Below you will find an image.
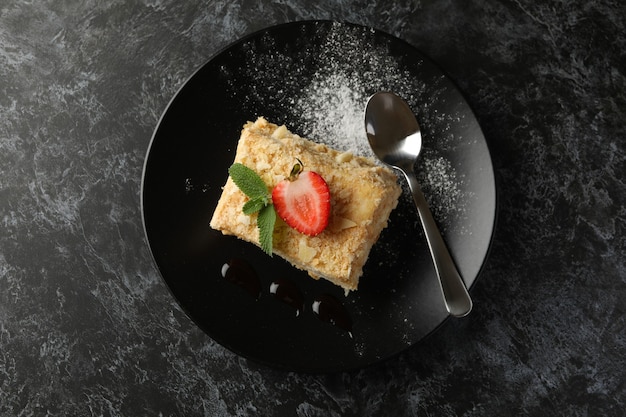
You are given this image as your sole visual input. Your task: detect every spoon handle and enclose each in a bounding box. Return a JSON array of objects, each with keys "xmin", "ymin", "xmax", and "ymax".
[{"xmin": 403, "ymin": 170, "xmax": 473, "ymax": 317}]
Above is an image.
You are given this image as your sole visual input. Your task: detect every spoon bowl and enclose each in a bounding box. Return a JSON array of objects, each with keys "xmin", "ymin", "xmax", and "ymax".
[
  {"xmin": 365, "ymin": 92, "xmax": 473, "ymax": 317},
  {"xmin": 365, "ymin": 92, "xmax": 423, "ymax": 171}
]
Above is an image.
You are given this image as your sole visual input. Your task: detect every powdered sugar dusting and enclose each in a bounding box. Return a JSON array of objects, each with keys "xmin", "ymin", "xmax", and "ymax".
[
  {"xmin": 417, "ymin": 155, "xmax": 466, "ymax": 226},
  {"xmin": 290, "ymin": 22, "xmax": 422, "ymax": 158},
  {"xmin": 226, "ymin": 21, "xmax": 472, "ymax": 231},
  {"xmin": 294, "ymin": 72, "xmax": 370, "ymax": 157}
]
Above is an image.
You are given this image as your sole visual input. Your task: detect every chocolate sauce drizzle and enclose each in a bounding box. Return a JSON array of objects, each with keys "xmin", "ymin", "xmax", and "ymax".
[
  {"xmin": 220, "ymin": 258, "xmax": 261, "ymax": 299},
  {"xmin": 220, "ymin": 259, "xmax": 353, "ymax": 336},
  {"xmin": 312, "ymin": 294, "xmax": 353, "ymax": 337},
  {"xmin": 269, "ymin": 278, "xmax": 305, "ymax": 316}
]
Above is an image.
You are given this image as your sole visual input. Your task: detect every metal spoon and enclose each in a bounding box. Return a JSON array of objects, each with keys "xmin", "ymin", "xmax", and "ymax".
[{"xmin": 365, "ymin": 92, "xmax": 472, "ymax": 317}]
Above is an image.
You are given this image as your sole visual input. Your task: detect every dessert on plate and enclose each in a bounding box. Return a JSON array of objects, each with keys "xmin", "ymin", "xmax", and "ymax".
[{"xmin": 210, "ymin": 117, "xmax": 401, "ymax": 293}]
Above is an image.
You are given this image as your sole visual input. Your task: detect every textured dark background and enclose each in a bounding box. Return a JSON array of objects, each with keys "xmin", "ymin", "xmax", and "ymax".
[{"xmin": 1, "ymin": 1, "xmax": 624, "ymax": 416}]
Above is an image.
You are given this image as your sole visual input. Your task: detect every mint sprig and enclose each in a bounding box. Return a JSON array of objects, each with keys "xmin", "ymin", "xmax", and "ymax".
[{"xmin": 228, "ymin": 163, "xmax": 275, "ymax": 256}]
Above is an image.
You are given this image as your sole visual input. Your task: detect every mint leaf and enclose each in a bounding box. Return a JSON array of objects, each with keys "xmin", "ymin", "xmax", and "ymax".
[
  {"xmin": 228, "ymin": 163, "xmax": 269, "ymax": 198},
  {"xmin": 257, "ymin": 204, "xmax": 276, "ymax": 256},
  {"xmin": 242, "ymin": 196, "xmax": 267, "ymax": 215}
]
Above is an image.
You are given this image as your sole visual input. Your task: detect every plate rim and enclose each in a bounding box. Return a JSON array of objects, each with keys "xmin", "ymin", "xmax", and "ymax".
[{"xmin": 140, "ymin": 19, "xmax": 498, "ymax": 373}]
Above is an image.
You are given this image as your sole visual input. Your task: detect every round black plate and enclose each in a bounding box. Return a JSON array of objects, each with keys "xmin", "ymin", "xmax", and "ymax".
[{"xmin": 141, "ymin": 21, "xmax": 496, "ymax": 373}]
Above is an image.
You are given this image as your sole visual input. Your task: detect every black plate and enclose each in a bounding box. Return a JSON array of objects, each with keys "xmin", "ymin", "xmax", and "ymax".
[{"xmin": 141, "ymin": 21, "xmax": 496, "ymax": 373}]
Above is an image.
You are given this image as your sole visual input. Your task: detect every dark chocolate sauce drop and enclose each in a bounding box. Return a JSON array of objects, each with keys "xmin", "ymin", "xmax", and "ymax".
[
  {"xmin": 221, "ymin": 258, "xmax": 261, "ymax": 299},
  {"xmin": 312, "ymin": 294, "xmax": 353, "ymax": 337},
  {"xmin": 269, "ymin": 278, "xmax": 305, "ymax": 316}
]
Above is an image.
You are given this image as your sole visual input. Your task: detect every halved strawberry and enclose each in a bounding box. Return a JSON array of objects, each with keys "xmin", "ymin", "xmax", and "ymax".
[{"xmin": 272, "ymin": 162, "xmax": 331, "ymax": 236}]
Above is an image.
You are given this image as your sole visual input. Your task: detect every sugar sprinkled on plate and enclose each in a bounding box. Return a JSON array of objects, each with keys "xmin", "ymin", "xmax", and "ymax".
[
  {"xmin": 226, "ymin": 21, "xmax": 470, "ymax": 231},
  {"xmin": 294, "ymin": 72, "xmax": 370, "ymax": 157}
]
